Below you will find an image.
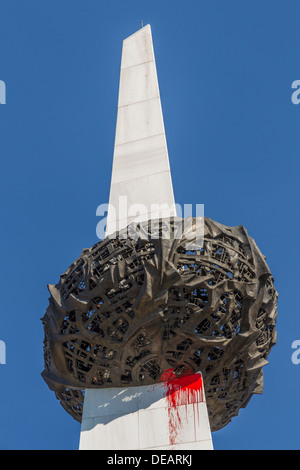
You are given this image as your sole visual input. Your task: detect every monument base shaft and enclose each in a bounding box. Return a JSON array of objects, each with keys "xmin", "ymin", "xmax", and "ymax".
[{"xmin": 79, "ymin": 372, "xmax": 213, "ymax": 450}]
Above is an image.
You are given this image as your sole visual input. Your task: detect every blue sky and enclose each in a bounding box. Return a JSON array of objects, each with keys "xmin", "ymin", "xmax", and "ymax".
[{"xmin": 0, "ymin": 0, "xmax": 299, "ymax": 450}]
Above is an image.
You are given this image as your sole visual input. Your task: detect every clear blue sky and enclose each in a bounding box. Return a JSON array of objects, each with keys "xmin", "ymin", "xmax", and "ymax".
[{"xmin": 0, "ymin": 0, "xmax": 299, "ymax": 450}]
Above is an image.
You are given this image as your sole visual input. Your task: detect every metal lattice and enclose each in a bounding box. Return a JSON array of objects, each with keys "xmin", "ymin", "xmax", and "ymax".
[{"xmin": 41, "ymin": 217, "xmax": 277, "ymax": 431}]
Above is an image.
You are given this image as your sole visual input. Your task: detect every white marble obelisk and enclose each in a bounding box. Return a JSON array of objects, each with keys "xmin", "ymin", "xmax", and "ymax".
[
  {"xmin": 105, "ymin": 24, "xmax": 176, "ymax": 236},
  {"xmin": 79, "ymin": 25, "xmax": 213, "ymax": 450}
]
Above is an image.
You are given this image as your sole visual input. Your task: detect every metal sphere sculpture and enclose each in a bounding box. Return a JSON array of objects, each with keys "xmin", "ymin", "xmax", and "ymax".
[{"xmin": 41, "ymin": 217, "xmax": 277, "ymax": 431}]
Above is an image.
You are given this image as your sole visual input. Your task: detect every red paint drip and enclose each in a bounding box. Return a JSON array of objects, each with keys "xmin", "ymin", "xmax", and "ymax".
[{"xmin": 160, "ymin": 369, "xmax": 204, "ymax": 446}]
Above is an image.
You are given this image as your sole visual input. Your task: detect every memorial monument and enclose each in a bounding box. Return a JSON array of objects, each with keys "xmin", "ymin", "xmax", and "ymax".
[{"xmin": 41, "ymin": 25, "xmax": 278, "ymax": 450}]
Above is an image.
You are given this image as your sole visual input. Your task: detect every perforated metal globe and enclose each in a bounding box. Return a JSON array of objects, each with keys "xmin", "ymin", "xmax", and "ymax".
[{"xmin": 41, "ymin": 217, "xmax": 277, "ymax": 431}]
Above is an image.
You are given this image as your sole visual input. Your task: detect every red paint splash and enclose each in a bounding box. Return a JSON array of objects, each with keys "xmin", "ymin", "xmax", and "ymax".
[{"xmin": 160, "ymin": 369, "xmax": 204, "ymax": 446}]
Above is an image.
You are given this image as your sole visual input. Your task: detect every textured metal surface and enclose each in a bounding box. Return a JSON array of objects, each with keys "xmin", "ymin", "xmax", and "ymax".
[{"xmin": 41, "ymin": 217, "xmax": 277, "ymax": 431}]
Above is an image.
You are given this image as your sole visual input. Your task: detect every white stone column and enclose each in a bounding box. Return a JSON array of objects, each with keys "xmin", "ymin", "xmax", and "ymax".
[
  {"xmin": 80, "ymin": 24, "xmax": 213, "ymax": 450},
  {"xmin": 106, "ymin": 24, "xmax": 176, "ymax": 236},
  {"xmin": 79, "ymin": 373, "xmax": 213, "ymax": 450}
]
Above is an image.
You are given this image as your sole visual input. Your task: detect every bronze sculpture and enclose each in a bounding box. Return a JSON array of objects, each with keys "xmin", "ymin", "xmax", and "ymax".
[{"xmin": 42, "ymin": 217, "xmax": 277, "ymax": 431}]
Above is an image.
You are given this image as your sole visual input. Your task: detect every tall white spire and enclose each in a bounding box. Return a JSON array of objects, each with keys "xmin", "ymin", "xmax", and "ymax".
[
  {"xmin": 80, "ymin": 26, "xmax": 213, "ymax": 451},
  {"xmin": 106, "ymin": 24, "xmax": 176, "ymax": 236}
]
